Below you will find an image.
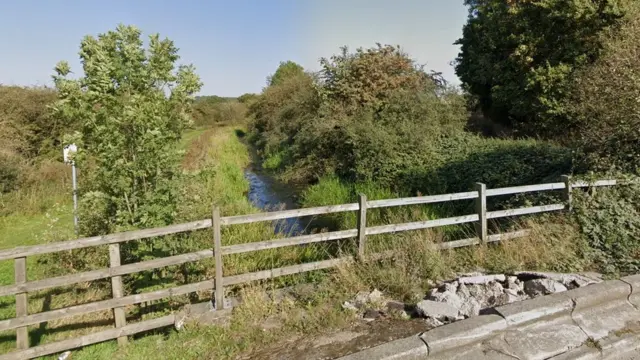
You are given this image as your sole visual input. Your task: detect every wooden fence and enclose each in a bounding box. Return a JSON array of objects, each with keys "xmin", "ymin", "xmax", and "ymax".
[{"xmin": 0, "ymin": 177, "xmax": 618, "ymax": 359}]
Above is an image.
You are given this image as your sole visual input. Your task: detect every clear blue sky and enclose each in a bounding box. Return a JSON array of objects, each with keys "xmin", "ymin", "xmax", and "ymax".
[{"xmin": 0, "ymin": 1, "xmax": 468, "ymax": 96}]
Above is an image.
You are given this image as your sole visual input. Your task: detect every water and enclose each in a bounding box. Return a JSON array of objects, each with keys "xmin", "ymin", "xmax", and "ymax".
[{"xmin": 244, "ymin": 168, "xmax": 305, "ymax": 235}]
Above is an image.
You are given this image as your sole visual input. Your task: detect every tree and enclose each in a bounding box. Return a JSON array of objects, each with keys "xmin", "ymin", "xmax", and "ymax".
[
  {"xmin": 455, "ymin": 0, "xmax": 629, "ymax": 137},
  {"xmin": 567, "ymin": 3, "xmax": 640, "ymax": 174},
  {"xmin": 318, "ymin": 44, "xmax": 444, "ymax": 116},
  {"xmin": 51, "ymin": 24, "xmax": 202, "ymax": 234},
  {"xmin": 266, "ymin": 61, "xmax": 304, "ymax": 87}
]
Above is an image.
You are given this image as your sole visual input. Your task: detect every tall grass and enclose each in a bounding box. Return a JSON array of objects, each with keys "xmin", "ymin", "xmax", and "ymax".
[{"xmin": 0, "ymin": 126, "xmax": 595, "ymax": 359}]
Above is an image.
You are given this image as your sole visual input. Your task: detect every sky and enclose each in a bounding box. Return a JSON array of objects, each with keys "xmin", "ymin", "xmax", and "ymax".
[{"xmin": 0, "ymin": 1, "xmax": 469, "ymax": 97}]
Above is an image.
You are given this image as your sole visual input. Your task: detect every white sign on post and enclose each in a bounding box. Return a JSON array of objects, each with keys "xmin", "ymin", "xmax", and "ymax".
[
  {"xmin": 63, "ymin": 144, "xmax": 77, "ymax": 164},
  {"xmin": 63, "ymin": 143, "xmax": 79, "ymax": 234}
]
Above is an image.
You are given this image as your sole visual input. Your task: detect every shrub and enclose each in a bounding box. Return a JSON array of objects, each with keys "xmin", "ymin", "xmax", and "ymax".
[
  {"xmin": 0, "ymin": 85, "xmax": 59, "ymax": 159},
  {"xmin": 566, "ymin": 3, "xmax": 640, "ymax": 174},
  {"xmin": 573, "ymin": 179, "xmax": 640, "ymax": 275},
  {"xmin": 192, "ymin": 98, "xmax": 248, "ymax": 127},
  {"xmin": 455, "ymin": 0, "xmax": 632, "ymax": 137},
  {"xmin": 318, "ymin": 44, "xmax": 445, "ymax": 116},
  {"xmin": 0, "ymin": 152, "xmax": 24, "ymax": 193},
  {"xmin": 267, "ymin": 61, "xmax": 305, "ymax": 87}
]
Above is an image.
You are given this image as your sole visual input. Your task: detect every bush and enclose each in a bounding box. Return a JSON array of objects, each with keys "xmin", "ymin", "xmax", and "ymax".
[
  {"xmin": 248, "ymin": 71, "xmax": 320, "ymax": 159},
  {"xmin": 250, "ymin": 44, "xmax": 573, "ymax": 201},
  {"xmin": 566, "ymin": 3, "xmax": 640, "ymax": 174},
  {"xmin": 0, "ymin": 85, "xmax": 59, "ymax": 159},
  {"xmin": 192, "ymin": 98, "xmax": 248, "ymax": 127},
  {"xmin": 573, "ymin": 179, "xmax": 640, "ymax": 275},
  {"xmin": 0, "ymin": 152, "xmax": 24, "ymax": 193},
  {"xmin": 455, "ymin": 0, "xmax": 631, "ymax": 137}
]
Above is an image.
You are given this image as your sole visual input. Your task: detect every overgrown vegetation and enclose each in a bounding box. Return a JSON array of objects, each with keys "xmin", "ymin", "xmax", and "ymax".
[
  {"xmin": 455, "ymin": 0, "xmax": 633, "ymax": 137},
  {"xmin": 192, "ymin": 96, "xmax": 250, "ymax": 127},
  {"xmin": 3, "ymin": 3, "xmax": 640, "ymax": 357},
  {"xmin": 248, "ymin": 45, "xmax": 572, "ymax": 198}
]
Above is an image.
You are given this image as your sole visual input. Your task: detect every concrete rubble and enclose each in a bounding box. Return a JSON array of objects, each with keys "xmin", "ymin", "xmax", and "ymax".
[
  {"xmin": 338, "ymin": 274, "xmax": 640, "ymax": 360},
  {"xmin": 343, "ymin": 271, "xmax": 604, "ymax": 329}
]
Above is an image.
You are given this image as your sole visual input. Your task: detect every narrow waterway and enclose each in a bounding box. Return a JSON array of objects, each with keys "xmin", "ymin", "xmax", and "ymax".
[{"xmin": 243, "ymin": 142, "xmax": 307, "ymax": 235}]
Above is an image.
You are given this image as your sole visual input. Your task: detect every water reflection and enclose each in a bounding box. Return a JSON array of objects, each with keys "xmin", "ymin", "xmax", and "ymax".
[{"xmin": 244, "ymin": 169, "xmax": 304, "ymax": 235}]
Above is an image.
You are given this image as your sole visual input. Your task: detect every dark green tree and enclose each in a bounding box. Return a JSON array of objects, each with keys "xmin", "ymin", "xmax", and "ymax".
[
  {"xmin": 267, "ymin": 61, "xmax": 304, "ymax": 87},
  {"xmin": 455, "ymin": 0, "xmax": 629, "ymax": 136}
]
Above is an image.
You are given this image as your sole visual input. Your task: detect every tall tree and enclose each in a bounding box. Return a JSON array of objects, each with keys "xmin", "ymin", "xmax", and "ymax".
[
  {"xmin": 267, "ymin": 61, "xmax": 304, "ymax": 87},
  {"xmin": 455, "ymin": 0, "xmax": 629, "ymax": 136},
  {"xmin": 51, "ymin": 24, "xmax": 202, "ymax": 233}
]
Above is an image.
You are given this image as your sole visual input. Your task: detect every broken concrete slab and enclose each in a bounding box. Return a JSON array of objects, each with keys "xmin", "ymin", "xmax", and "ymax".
[
  {"xmin": 415, "ymin": 300, "xmax": 459, "ymax": 321},
  {"xmin": 599, "ymin": 331, "xmax": 640, "ymax": 360},
  {"xmin": 419, "ymin": 314, "xmax": 507, "ymax": 355},
  {"xmin": 572, "ymin": 299, "xmax": 640, "ymax": 341},
  {"xmin": 494, "ymin": 291, "xmax": 573, "ymax": 326},
  {"xmin": 457, "ymin": 274, "xmax": 506, "ymax": 285},
  {"xmin": 547, "ymin": 345, "xmax": 601, "ymax": 360},
  {"xmin": 426, "ymin": 341, "xmax": 517, "ymax": 360},
  {"xmin": 335, "ymin": 335, "xmax": 428, "ymax": 360},
  {"xmin": 504, "ymin": 315, "xmax": 589, "ymax": 360},
  {"xmin": 621, "ymin": 274, "xmax": 640, "ymax": 309},
  {"xmin": 514, "ymin": 271, "xmax": 603, "ymax": 289},
  {"xmin": 524, "ymin": 278, "xmax": 568, "ymax": 297},
  {"xmin": 569, "ymin": 280, "xmax": 631, "ymax": 309},
  {"xmin": 567, "ymin": 280, "xmax": 638, "ymax": 340}
]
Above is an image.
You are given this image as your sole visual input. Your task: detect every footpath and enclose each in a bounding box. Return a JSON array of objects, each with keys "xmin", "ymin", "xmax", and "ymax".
[{"xmin": 339, "ymin": 274, "xmax": 640, "ymax": 360}]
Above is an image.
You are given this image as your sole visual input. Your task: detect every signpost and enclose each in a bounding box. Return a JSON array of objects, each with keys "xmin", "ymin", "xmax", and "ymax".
[{"xmin": 63, "ymin": 144, "xmax": 78, "ymax": 234}]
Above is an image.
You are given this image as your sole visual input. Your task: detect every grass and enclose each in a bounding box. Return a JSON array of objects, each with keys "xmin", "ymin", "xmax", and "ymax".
[{"xmin": 0, "ymin": 125, "xmax": 597, "ymax": 359}]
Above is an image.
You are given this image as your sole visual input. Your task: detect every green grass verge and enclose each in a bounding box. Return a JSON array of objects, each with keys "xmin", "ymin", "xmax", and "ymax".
[{"xmin": 0, "ymin": 126, "xmax": 595, "ymax": 359}]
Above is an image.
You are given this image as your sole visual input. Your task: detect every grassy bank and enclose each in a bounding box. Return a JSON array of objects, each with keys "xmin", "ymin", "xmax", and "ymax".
[{"xmin": 0, "ymin": 126, "xmax": 597, "ymax": 359}]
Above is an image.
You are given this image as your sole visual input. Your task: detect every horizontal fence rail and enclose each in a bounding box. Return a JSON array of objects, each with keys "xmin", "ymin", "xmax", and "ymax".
[{"xmin": 0, "ymin": 176, "xmax": 619, "ymax": 359}]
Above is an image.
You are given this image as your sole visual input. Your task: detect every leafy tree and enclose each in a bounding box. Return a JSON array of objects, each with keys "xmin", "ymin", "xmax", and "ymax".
[
  {"xmin": 567, "ymin": 3, "xmax": 640, "ymax": 174},
  {"xmin": 455, "ymin": 0, "xmax": 630, "ymax": 136},
  {"xmin": 51, "ymin": 24, "xmax": 202, "ymax": 234},
  {"xmin": 266, "ymin": 61, "xmax": 304, "ymax": 87},
  {"xmin": 318, "ymin": 44, "xmax": 444, "ymax": 116},
  {"xmin": 237, "ymin": 92, "xmax": 259, "ymax": 105}
]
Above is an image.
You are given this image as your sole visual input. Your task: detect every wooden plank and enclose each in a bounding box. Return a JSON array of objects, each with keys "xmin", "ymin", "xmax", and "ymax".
[
  {"xmin": 438, "ymin": 237, "xmax": 480, "ymax": 249},
  {"xmin": 220, "ymin": 203, "xmax": 359, "ymax": 225},
  {"xmin": 222, "ymin": 230, "xmax": 358, "ymax": 255},
  {"xmin": 571, "ymin": 179, "xmax": 617, "ymax": 188},
  {"xmin": 488, "ymin": 230, "xmax": 531, "ymax": 242},
  {"xmin": 357, "ymin": 194, "xmax": 367, "ymax": 261},
  {"xmin": 486, "ymin": 182, "xmax": 565, "ymax": 197},
  {"xmin": 0, "ymin": 219, "xmax": 212, "ymax": 261},
  {"xmin": 365, "ymin": 214, "xmax": 479, "ymax": 236},
  {"xmin": 213, "ymin": 207, "xmax": 224, "ymax": 310},
  {"xmin": 437, "ymin": 230, "xmax": 532, "ymax": 250},
  {"xmin": 0, "ymin": 249, "xmax": 213, "ymax": 297},
  {"xmin": 366, "ymin": 191, "xmax": 478, "ymax": 209},
  {"xmin": 0, "ymin": 279, "xmax": 215, "ymax": 332},
  {"xmin": 561, "ymin": 175, "xmax": 572, "ymax": 211},
  {"xmin": 109, "ymin": 244, "xmax": 127, "ymax": 346},
  {"xmin": 486, "ymin": 204, "xmax": 565, "ymax": 219},
  {"xmin": 223, "ymin": 256, "xmax": 353, "ymax": 286},
  {"xmin": 0, "ymin": 315, "xmax": 176, "ymax": 360},
  {"xmin": 14, "ymin": 257, "xmax": 28, "ymax": 350},
  {"xmin": 475, "ymin": 183, "xmax": 487, "ymax": 243}
]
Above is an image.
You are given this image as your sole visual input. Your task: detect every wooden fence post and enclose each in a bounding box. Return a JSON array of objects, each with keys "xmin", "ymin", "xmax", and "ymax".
[
  {"xmin": 109, "ymin": 244, "xmax": 127, "ymax": 346},
  {"xmin": 474, "ymin": 183, "xmax": 487, "ymax": 244},
  {"xmin": 357, "ymin": 194, "xmax": 367, "ymax": 261},
  {"xmin": 561, "ymin": 175, "xmax": 572, "ymax": 212},
  {"xmin": 15, "ymin": 257, "xmax": 28, "ymax": 350},
  {"xmin": 212, "ymin": 206, "xmax": 225, "ymax": 310}
]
